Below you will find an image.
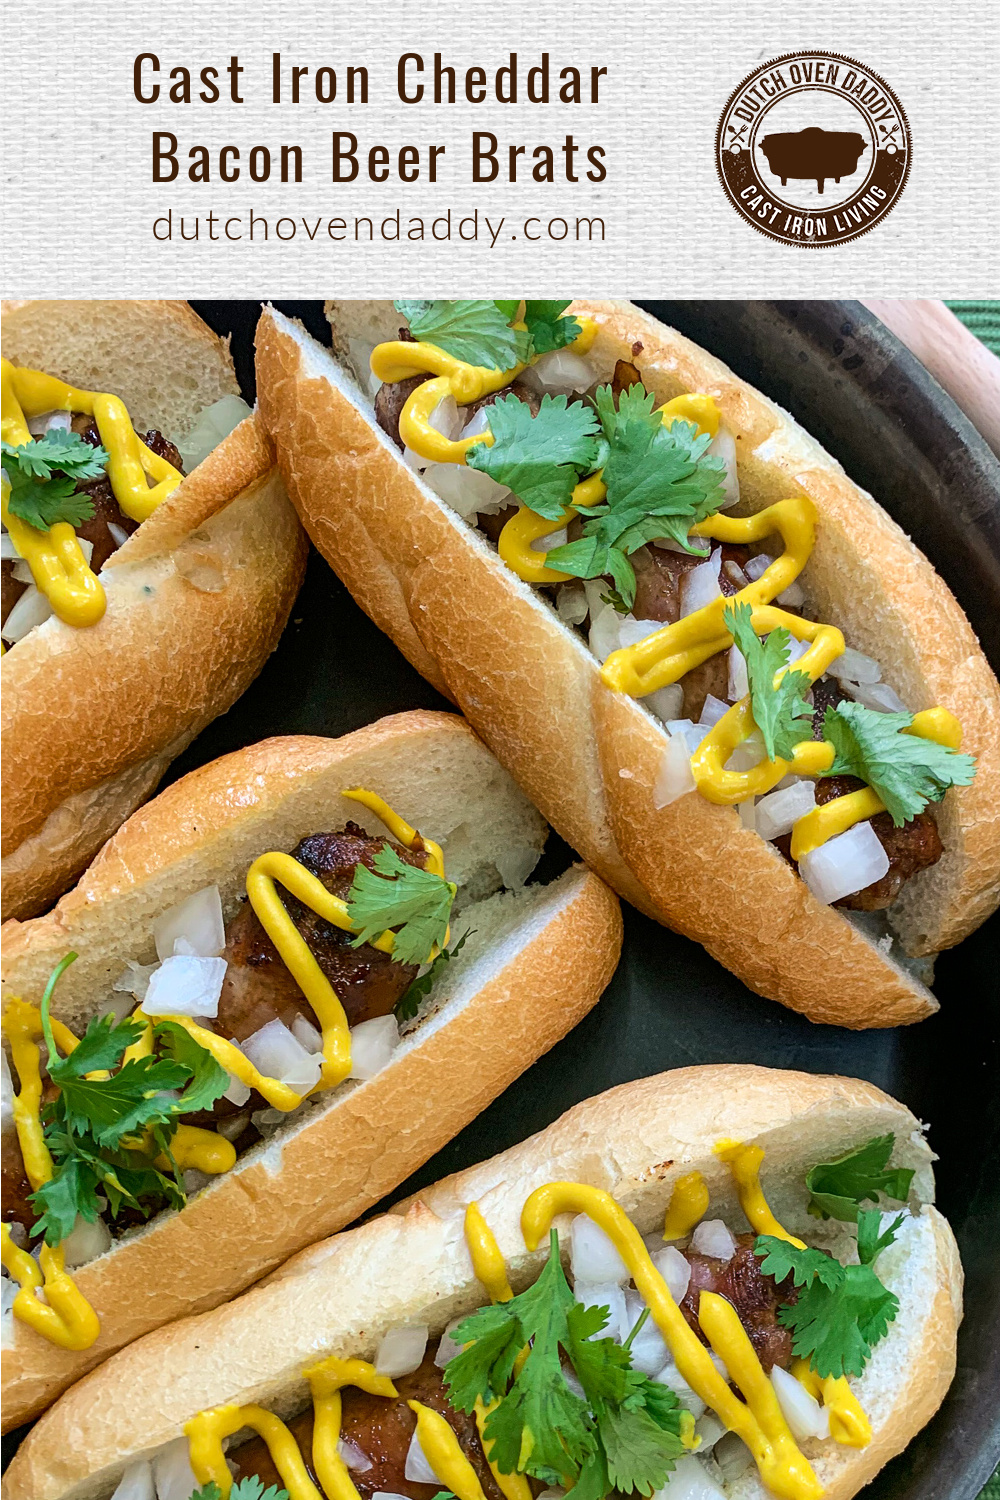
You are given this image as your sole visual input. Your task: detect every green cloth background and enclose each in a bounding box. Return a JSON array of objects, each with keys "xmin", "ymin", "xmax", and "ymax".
[
  {"xmin": 947, "ymin": 300, "xmax": 1000, "ymax": 357},
  {"xmin": 951, "ymin": 297, "xmax": 1000, "ymax": 1500}
]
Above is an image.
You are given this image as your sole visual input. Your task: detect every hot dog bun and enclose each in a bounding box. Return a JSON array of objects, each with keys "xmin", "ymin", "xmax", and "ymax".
[
  {"xmin": 252, "ymin": 299, "xmax": 1000, "ymax": 1031},
  {"xmin": 0, "ymin": 711, "xmax": 622, "ymax": 1428},
  {"xmin": 1, "ymin": 299, "xmax": 308, "ymax": 921},
  {"xmin": 4, "ymin": 1064, "xmax": 961, "ymax": 1500}
]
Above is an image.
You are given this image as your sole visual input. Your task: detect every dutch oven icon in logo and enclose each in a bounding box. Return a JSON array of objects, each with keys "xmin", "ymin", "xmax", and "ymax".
[
  {"xmin": 757, "ymin": 126, "xmax": 867, "ymax": 194},
  {"xmin": 716, "ymin": 53, "xmax": 911, "ymax": 246}
]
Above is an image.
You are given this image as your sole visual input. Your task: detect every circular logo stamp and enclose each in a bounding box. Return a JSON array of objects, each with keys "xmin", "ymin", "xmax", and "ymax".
[{"xmin": 716, "ymin": 52, "xmax": 910, "ymax": 247}]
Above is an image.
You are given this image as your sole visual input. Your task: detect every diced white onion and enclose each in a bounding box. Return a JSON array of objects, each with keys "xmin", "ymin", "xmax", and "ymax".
[
  {"xmin": 107, "ymin": 522, "xmax": 130, "ymax": 549},
  {"xmin": 251, "ymin": 1107, "xmax": 284, "ymax": 1135},
  {"xmin": 828, "ymin": 647, "xmax": 881, "ymax": 686},
  {"xmin": 654, "ymin": 736, "xmax": 697, "ymax": 808},
  {"xmin": 1, "ymin": 583, "xmax": 53, "ymax": 643},
  {"xmin": 771, "ymin": 1365, "xmax": 831, "ymax": 1441},
  {"xmin": 111, "ymin": 1461, "xmax": 156, "ymax": 1500},
  {"xmin": 215, "ymin": 1110, "xmax": 249, "ymax": 1142},
  {"xmin": 556, "ymin": 582, "xmax": 589, "ymax": 626},
  {"xmin": 708, "ymin": 426, "xmax": 740, "ymax": 509},
  {"xmin": 657, "ymin": 1454, "xmax": 726, "ymax": 1497},
  {"xmin": 376, "ymin": 1323, "xmax": 428, "ymax": 1378},
  {"xmin": 738, "ymin": 799, "xmax": 756, "ymax": 831},
  {"xmin": 291, "ymin": 1013, "xmax": 324, "ymax": 1054},
  {"xmin": 349, "ymin": 1015, "xmax": 400, "ymax": 1081},
  {"xmin": 694, "ymin": 1414, "xmax": 727, "ymax": 1451},
  {"xmin": 590, "ymin": 609, "xmax": 662, "ymax": 665},
  {"xmin": 10, "ymin": 559, "xmax": 33, "ymax": 584},
  {"xmin": 777, "ymin": 580, "xmax": 806, "ymax": 608},
  {"xmin": 785, "ymin": 635, "xmax": 811, "ymax": 667},
  {"xmin": 655, "ymin": 1360, "xmax": 708, "ymax": 1417},
  {"xmin": 572, "ymin": 1282, "xmax": 629, "ymax": 1342},
  {"xmin": 645, "ymin": 683, "xmax": 685, "ymax": 723},
  {"xmin": 434, "ymin": 1318, "xmax": 465, "ymax": 1368},
  {"xmin": 726, "ymin": 731, "xmax": 766, "ymax": 771},
  {"xmin": 571, "ymin": 1213, "xmax": 631, "ymax": 1284},
  {"xmin": 496, "ymin": 844, "xmax": 541, "ymax": 890},
  {"xmin": 153, "ymin": 885, "xmax": 226, "ymax": 962},
  {"xmin": 113, "ymin": 960, "xmax": 159, "ymax": 1002},
  {"xmin": 373, "ymin": 1494, "xmax": 411, "ymax": 1500},
  {"xmin": 842, "ymin": 679, "xmax": 909, "ymax": 714},
  {"xmin": 755, "ymin": 781, "xmax": 817, "ymax": 841},
  {"xmin": 723, "ymin": 558, "xmax": 749, "ymax": 589},
  {"xmin": 61, "ymin": 1214, "xmax": 112, "ymax": 1268},
  {"xmin": 3, "ymin": 1275, "xmax": 20, "ymax": 1345},
  {"xmin": 800, "ymin": 820, "xmax": 889, "ymax": 904},
  {"xmin": 428, "ymin": 395, "xmax": 463, "ymax": 441},
  {"xmin": 520, "ymin": 349, "xmax": 595, "ymax": 395},
  {"xmin": 690, "ymin": 1219, "xmax": 737, "ymax": 1259},
  {"xmin": 28, "ymin": 410, "xmax": 74, "ymax": 435},
  {"xmin": 699, "ymin": 694, "xmax": 730, "ymax": 729},
  {"xmin": 402, "ymin": 445, "xmax": 428, "ymax": 473},
  {"xmin": 152, "ymin": 1437, "xmax": 200, "ymax": 1500},
  {"xmin": 727, "ymin": 645, "xmax": 749, "ymax": 702},
  {"xmin": 338, "ymin": 1437, "xmax": 373, "ymax": 1473},
  {"xmin": 713, "ymin": 1431, "xmax": 755, "ymax": 1483},
  {"xmin": 460, "ymin": 407, "xmax": 491, "ymax": 439},
  {"xmin": 142, "ymin": 955, "xmax": 227, "ymax": 1019},
  {"xmin": 405, "ymin": 1430, "xmax": 440, "ymax": 1486},
  {"xmin": 183, "ymin": 1168, "xmax": 212, "ymax": 1194},
  {"xmin": 223, "ymin": 1070, "xmax": 252, "ymax": 1107},
  {"xmin": 241, "ymin": 1018, "xmax": 323, "ymax": 1094},
  {"xmin": 422, "ymin": 461, "xmax": 510, "ymax": 519},
  {"xmin": 175, "ymin": 395, "xmax": 252, "ymax": 472},
  {"xmin": 624, "ymin": 1290, "xmax": 671, "ymax": 1374},
  {"xmin": 2, "ymin": 1051, "xmax": 14, "ymax": 1132},
  {"xmin": 679, "ymin": 551, "xmax": 722, "ymax": 617},
  {"xmin": 533, "ymin": 525, "xmax": 568, "ymax": 553},
  {"xmin": 1, "ymin": 532, "xmax": 20, "ymax": 560},
  {"xmin": 744, "ymin": 552, "xmax": 775, "ymax": 582},
  {"xmin": 651, "ymin": 1244, "xmax": 692, "ymax": 1303}
]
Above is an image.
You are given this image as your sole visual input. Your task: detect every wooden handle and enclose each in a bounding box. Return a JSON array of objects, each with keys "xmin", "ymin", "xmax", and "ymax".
[{"xmin": 862, "ymin": 300, "xmax": 1000, "ymax": 460}]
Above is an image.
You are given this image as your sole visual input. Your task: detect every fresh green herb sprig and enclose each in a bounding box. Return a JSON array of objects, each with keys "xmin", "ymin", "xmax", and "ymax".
[
  {"xmin": 346, "ymin": 845, "xmax": 457, "ymax": 967},
  {"xmin": 28, "ymin": 954, "xmax": 227, "ymax": 1246},
  {"xmin": 189, "ymin": 1480, "xmax": 288, "ymax": 1500},
  {"xmin": 465, "ymin": 393, "xmax": 602, "ymax": 519},
  {"xmin": 806, "ymin": 1134, "xmax": 914, "ymax": 1222},
  {"xmin": 393, "ymin": 299, "xmax": 582, "ymax": 371},
  {"xmin": 395, "ymin": 929, "xmax": 472, "ymax": 1022},
  {"xmin": 755, "ymin": 1209, "xmax": 903, "ymax": 1378},
  {"xmin": 724, "ymin": 600, "xmax": 813, "ymax": 760},
  {"xmin": 824, "ymin": 700, "xmax": 975, "ymax": 826},
  {"xmin": 2, "ymin": 429, "xmax": 106, "ymax": 531},
  {"xmin": 444, "ymin": 1230, "xmax": 687, "ymax": 1495}
]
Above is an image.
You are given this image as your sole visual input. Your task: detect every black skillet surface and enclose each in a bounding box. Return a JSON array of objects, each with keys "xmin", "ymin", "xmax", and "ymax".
[{"xmin": 4, "ymin": 304, "xmax": 998, "ymax": 1497}]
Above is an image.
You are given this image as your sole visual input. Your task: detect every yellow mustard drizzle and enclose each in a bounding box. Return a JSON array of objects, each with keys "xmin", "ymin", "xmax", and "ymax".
[
  {"xmin": 409, "ymin": 1400, "xmax": 490, "ymax": 1500},
  {"xmin": 662, "ymin": 1171, "xmax": 710, "ymax": 1240},
  {"xmin": 305, "ymin": 1356, "xmax": 399, "ymax": 1500},
  {"xmin": 0, "ymin": 1000, "xmax": 100, "ymax": 1350},
  {"xmin": 465, "ymin": 1202, "xmax": 514, "ymax": 1302},
  {"xmin": 715, "ymin": 1140, "xmax": 807, "ymax": 1248},
  {"xmin": 186, "ymin": 1403, "xmax": 325, "ymax": 1500},
  {"xmin": 1, "ymin": 359, "xmax": 183, "ymax": 628},
  {"xmin": 792, "ymin": 1359, "xmax": 872, "ymax": 1448},
  {"xmin": 521, "ymin": 1182, "xmax": 821, "ymax": 1500},
  {"xmin": 148, "ymin": 788, "xmax": 450, "ymax": 1111}
]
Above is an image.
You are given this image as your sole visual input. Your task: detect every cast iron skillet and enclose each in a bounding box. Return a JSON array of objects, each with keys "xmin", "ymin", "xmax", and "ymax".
[{"xmin": 4, "ymin": 303, "xmax": 998, "ymax": 1499}]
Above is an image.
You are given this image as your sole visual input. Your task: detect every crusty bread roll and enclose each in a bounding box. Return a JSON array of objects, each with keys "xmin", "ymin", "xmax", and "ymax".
[
  {"xmin": 1, "ymin": 300, "xmax": 308, "ymax": 920},
  {"xmin": 0, "ymin": 711, "xmax": 622, "ymax": 1428},
  {"xmin": 253, "ymin": 299, "xmax": 1000, "ymax": 1029},
  {"xmin": 3, "ymin": 1065, "xmax": 961, "ymax": 1500}
]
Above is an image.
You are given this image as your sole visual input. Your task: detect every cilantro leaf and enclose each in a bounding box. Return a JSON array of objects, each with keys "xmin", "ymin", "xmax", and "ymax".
[
  {"xmin": 394, "ymin": 300, "xmax": 527, "ymax": 371},
  {"xmin": 523, "ymin": 300, "xmax": 582, "ymax": 356},
  {"xmin": 189, "ymin": 1483, "xmax": 288, "ymax": 1500},
  {"xmin": 546, "ymin": 398, "xmax": 727, "ymax": 608},
  {"xmin": 154, "ymin": 1021, "xmax": 229, "ymax": 1114},
  {"xmin": 28, "ymin": 1154, "xmax": 102, "ymax": 1244},
  {"xmin": 43, "ymin": 1011, "xmax": 145, "ymax": 1081},
  {"xmin": 807, "ymin": 1135, "xmax": 914, "ymax": 1222},
  {"xmin": 51, "ymin": 1054, "xmax": 192, "ymax": 1149},
  {"xmin": 724, "ymin": 601, "xmax": 813, "ymax": 760},
  {"xmin": 2, "ymin": 431, "xmax": 105, "ymax": 532},
  {"xmin": 493, "ymin": 300, "xmax": 521, "ymax": 321},
  {"xmin": 824, "ymin": 700, "xmax": 976, "ymax": 826},
  {"xmin": 395, "ymin": 929, "xmax": 472, "ymax": 1022},
  {"xmin": 346, "ymin": 845, "xmax": 457, "ymax": 967},
  {"xmin": 756, "ymin": 1213, "xmax": 902, "ymax": 1379},
  {"xmin": 466, "ymin": 393, "xmax": 602, "ymax": 521},
  {"xmin": 30, "ymin": 1125, "xmax": 187, "ymax": 1245}
]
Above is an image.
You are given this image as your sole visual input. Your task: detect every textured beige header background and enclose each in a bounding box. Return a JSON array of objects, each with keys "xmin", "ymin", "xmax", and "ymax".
[{"xmin": 3, "ymin": 0, "xmax": 998, "ymax": 295}]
